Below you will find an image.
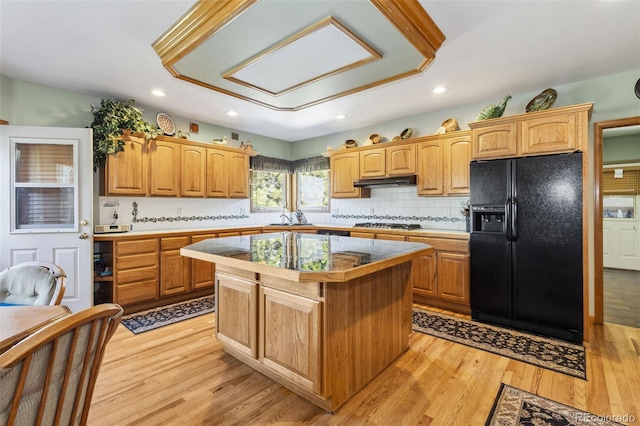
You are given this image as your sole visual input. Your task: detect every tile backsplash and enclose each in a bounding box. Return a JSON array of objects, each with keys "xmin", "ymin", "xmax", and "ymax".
[{"xmin": 97, "ymin": 187, "xmax": 468, "ymax": 232}]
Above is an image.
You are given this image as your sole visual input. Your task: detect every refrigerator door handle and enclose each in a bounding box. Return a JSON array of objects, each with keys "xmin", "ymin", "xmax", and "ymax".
[
  {"xmin": 505, "ymin": 197, "xmax": 512, "ymax": 241},
  {"xmin": 511, "ymin": 197, "xmax": 518, "ymax": 241}
]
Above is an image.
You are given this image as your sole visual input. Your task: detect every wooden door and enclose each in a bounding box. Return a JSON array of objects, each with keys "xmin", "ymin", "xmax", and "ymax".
[
  {"xmin": 104, "ymin": 132, "xmax": 149, "ymax": 195},
  {"xmin": 227, "ymin": 152, "xmax": 249, "ymax": 198},
  {"xmin": 206, "ymin": 149, "xmax": 227, "ymax": 197},
  {"xmin": 471, "ymin": 123, "xmax": 517, "ymax": 160},
  {"xmin": 191, "ymin": 234, "xmax": 217, "ymax": 289},
  {"xmin": 181, "ymin": 145, "xmax": 206, "ymax": 197},
  {"xmin": 260, "ymin": 286, "xmax": 321, "ymax": 394},
  {"xmin": 387, "ymin": 144, "xmax": 416, "ymax": 176},
  {"xmin": 160, "ymin": 236, "xmax": 190, "ymax": 296},
  {"xmin": 437, "ymin": 252, "xmax": 469, "ymax": 303},
  {"xmin": 331, "ymin": 152, "xmax": 365, "ymax": 198},
  {"xmin": 445, "ymin": 136, "xmax": 471, "ymax": 194},
  {"xmin": 149, "ymin": 139, "xmax": 180, "ymax": 196},
  {"xmin": 411, "ymin": 253, "xmax": 437, "ymax": 297},
  {"xmin": 216, "ymin": 272, "xmax": 258, "ymax": 358},
  {"xmin": 520, "ymin": 112, "xmax": 576, "ymax": 155},
  {"xmin": 417, "ymin": 140, "xmax": 444, "ymax": 195},
  {"xmin": 359, "ymin": 148, "xmax": 386, "ymax": 178}
]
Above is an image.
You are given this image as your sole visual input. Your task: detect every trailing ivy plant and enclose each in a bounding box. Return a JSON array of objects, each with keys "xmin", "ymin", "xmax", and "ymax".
[{"xmin": 90, "ymin": 99, "xmax": 161, "ymax": 171}]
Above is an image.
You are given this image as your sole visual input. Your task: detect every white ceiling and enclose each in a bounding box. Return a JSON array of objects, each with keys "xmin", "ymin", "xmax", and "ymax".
[{"xmin": 1, "ymin": 0, "xmax": 639, "ymax": 142}]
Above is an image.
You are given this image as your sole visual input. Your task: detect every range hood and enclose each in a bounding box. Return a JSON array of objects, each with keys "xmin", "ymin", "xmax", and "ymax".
[{"xmin": 353, "ymin": 175, "xmax": 417, "ymax": 188}]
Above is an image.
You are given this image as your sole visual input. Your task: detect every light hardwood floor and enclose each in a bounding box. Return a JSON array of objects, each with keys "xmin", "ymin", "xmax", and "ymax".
[
  {"xmin": 89, "ymin": 306, "xmax": 640, "ymax": 425},
  {"xmin": 604, "ymin": 268, "xmax": 640, "ymax": 328}
]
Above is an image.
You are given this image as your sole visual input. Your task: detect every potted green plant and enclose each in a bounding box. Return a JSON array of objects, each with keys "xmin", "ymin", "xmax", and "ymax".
[{"xmin": 90, "ymin": 99, "xmax": 161, "ymax": 171}]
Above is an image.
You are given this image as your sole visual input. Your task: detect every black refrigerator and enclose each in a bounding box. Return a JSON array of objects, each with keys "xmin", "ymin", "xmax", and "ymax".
[{"xmin": 469, "ymin": 152, "xmax": 583, "ymax": 343}]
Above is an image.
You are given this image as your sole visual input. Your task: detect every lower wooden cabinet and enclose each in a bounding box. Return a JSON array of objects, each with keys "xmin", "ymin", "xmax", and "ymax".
[
  {"xmin": 216, "ymin": 271, "xmax": 258, "ymax": 358},
  {"xmin": 114, "ymin": 238, "xmax": 158, "ymax": 305},
  {"xmin": 190, "ymin": 234, "xmax": 217, "ymax": 289},
  {"xmin": 160, "ymin": 236, "xmax": 191, "ymax": 296},
  {"xmin": 260, "ymin": 286, "xmax": 321, "ymax": 394},
  {"xmin": 408, "ymin": 236, "xmax": 470, "ymax": 313}
]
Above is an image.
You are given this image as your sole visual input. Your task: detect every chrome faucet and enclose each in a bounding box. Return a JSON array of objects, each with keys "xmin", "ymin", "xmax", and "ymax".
[{"xmin": 280, "ymin": 212, "xmax": 293, "ymax": 224}]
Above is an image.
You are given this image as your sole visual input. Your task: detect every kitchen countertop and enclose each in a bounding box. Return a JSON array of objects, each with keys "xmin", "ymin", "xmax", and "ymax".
[
  {"xmin": 94, "ymin": 223, "xmax": 469, "ymax": 240},
  {"xmin": 180, "ymin": 231, "xmax": 434, "ymax": 282}
]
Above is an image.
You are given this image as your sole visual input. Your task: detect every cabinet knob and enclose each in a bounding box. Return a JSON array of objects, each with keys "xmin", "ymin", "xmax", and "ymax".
[{"xmin": 79, "ymin": 233, "xmax": 89, "ymax": 240}]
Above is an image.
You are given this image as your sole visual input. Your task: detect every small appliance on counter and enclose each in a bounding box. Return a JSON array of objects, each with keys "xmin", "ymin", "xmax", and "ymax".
[{"xmin": 94, "ymin": 224, "xmax": 132, "ymax": 234}]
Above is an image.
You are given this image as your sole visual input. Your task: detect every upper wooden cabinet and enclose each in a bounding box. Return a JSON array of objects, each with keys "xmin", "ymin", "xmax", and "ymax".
[
  {"xmin": 417, "ymin": 131, "xmax": 471, "ymax": 196},
  {"xmin": 228, "ymin": 152, "xmax": 250, "ymax": 198},
  {"xmin": 330, "ymin": 151, "xmax": 370, "ymax": 199},
  {"xmin": 359, "ymin": 144, "xmax": 416, "ymax": 178},
  {"xmin": 149, "ymin": 139, "xmax": 180, "ymax": 196},
  {"xmin": 469, "ymin": 103, "xmax": 593, "ymax": 160},
  {"xmin": 101, "ymin": 134, "xmax": 252, "ymax": 198},
  {"xmin": 205, "ymin": 150, "xmax": 249, "ymax": 198},
  {"xmin": 181, "ymin": 145, "xmax": 206, "ymax": 197},
  {"xmin": 102, "ymin": 132, "xmax": 149, "ymax": 196}
]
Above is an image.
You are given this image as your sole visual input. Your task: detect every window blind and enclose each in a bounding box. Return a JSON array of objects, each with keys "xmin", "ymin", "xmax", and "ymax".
[
  {"xmin": 16, "ymin": 143, "xmax": 74, "ymax": 183},
  {"xmin": 603, "ymin": 169, "xmax": 640, "ymax": 195}
]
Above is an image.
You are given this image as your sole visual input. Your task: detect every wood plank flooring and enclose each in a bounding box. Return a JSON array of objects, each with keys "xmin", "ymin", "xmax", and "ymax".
[
  {"xmin": 89, "ymin": 305, "xmax": 640, "ymax": 425},
  {"xmin": 604, "ymin": 268, "xmax": 640, "ymax": 328}
]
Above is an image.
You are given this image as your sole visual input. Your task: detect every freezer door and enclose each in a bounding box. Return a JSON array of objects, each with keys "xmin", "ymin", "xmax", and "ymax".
[
  {"xmin": 470, "ymin": 159, "xmax": 510, "ymax": 205},
  {"xmin": 512, "ymin": 153, "xmax": 583, "ymax": 337},
  {"xmin": 470, "ymin": 234, "xmax": 512, "ymax": 317}
]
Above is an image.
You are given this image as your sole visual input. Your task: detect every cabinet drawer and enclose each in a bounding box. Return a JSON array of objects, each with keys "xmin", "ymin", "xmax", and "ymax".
[
  {"xmin": 116, "ymin": 280, "xmax": 158, "ymax": 305},
  {"xmin": 116, "ymin": 239, "xmax": 158, "ymax": 256},
  {"xmin": 407, "ymin": 236, "xmax": 469, "ymax": 253},
  {"xmin": 161, "ymin": 236, "xmax": 190, "ymax": 251},
  {"xmin": 116, "ymin": 252, "xmax": 158, "ymax": 270},
  {"xmin": 117, "ymin": 265, "xmax": 157, "ymax": 284}
]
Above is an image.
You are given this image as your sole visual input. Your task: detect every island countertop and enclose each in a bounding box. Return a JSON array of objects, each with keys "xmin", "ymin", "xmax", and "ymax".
[{"xmin": 180, "ymin": 231, "xmax": 433, "ymax": 283}]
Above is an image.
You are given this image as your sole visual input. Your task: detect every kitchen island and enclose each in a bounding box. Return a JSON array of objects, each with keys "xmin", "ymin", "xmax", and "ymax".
[{"xmin": 180, "ymin": 232, "xmax": 433, "ymax": 412}]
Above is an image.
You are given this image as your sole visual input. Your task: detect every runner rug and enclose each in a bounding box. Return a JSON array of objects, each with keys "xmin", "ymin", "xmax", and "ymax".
[
  {"xmin": 121, "ymin": 295, "xmax": 215, "ymax": 334},
  {"xmin": 412, "ymin": 307, "xmax": 586, "ymax": 379},
  {"xmin": 486, "ymin": 384, "xmax": 626, "ymax": 426}
]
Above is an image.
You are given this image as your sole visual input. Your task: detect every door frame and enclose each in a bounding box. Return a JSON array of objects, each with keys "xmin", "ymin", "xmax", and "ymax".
[{"xmin": 593, "ymin": 116, "xmax": 640, "ymax": 324}]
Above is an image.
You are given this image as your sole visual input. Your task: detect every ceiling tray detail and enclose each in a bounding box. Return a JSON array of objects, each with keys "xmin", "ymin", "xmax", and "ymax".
[{"xmin": 152, "ymin": 0, "xmax": 445, "ymax": 111}]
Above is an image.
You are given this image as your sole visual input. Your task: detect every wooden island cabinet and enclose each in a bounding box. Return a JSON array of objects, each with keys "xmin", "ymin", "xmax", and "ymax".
[{"xmin": 181, "ymin": 232, "xmax": 433, "ymax": 412}]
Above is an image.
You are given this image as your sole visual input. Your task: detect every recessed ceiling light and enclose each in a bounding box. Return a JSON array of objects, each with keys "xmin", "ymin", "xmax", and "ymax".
[
  {"xmin": 335, "ymin": 114, "xmax": 347, "ymax": 119},
  {"xmin": 432, "ymin": 86, "xmax": 448, "ymax": 94},
  {"xmin": 151, "ymin": 89, "xmax": 166, "ymax": 97},
  {"xmin": 226, "ymin": 110, "xmax": 238, "ymax": 116}
]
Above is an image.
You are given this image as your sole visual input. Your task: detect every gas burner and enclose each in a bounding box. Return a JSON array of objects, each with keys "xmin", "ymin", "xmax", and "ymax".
[{"xmin": 353, "ymin": 222, "xmax": 422, "ymax": 230}]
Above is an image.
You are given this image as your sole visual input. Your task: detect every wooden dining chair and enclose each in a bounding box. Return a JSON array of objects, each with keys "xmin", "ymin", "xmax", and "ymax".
[
  {"xmin": 0, "ymin": 303, "xmax": 123, "ymax": 425},
  {"xmin": 0, "ymin": 261, "xmax": 66, "ymax": 305}
]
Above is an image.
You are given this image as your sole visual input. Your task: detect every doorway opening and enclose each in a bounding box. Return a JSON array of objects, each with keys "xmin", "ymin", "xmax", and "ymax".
[{"xmin": 594, "ymin": 116, "xmax": 640, "ymax": 328}]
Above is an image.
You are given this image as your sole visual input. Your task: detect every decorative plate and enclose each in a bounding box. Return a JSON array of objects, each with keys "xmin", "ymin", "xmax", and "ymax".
[
  {"xmin": 635, "ymin": 78, "xmax": 640, "ymax": 100},
  {"xmin": 400, "ymin": 128, "xmax": 413, "ymax": 139},
  {"xmin": 156, "ymin": 112, "xmax": 175, "ymax": 136}
]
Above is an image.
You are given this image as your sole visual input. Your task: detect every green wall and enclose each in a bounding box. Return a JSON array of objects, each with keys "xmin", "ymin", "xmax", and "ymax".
[
  {"xmin": 603, "ymin": 133, "xmax": 640, "ymax": 163},
  {"xmin": 2, "ymin": 69, "xmax": 639, "ymax": 161}
]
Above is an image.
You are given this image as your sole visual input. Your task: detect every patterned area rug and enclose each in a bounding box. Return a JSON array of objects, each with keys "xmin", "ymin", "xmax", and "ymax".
[
  {"xmin": 486, "ymin": 384, "xmax": 626, "ymax": 425},
  {"xmin": 121, "ymin": 295, "xmax": 215, "ymax": 334},
  {"xmin": 412, "ymin": 307, "xmax": 586, "ymax": 379}
]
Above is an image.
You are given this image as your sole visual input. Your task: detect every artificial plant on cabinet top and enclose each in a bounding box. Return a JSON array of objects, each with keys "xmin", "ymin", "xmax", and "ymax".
[{"xmin": 90, "ymin": 99, "xmax": 161, "ymax": 171}]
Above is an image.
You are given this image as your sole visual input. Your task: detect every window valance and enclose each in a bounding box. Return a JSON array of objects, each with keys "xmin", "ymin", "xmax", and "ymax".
[{"xmin": 250, "ymin": 155, "xmax": 329, "ymax": 173}]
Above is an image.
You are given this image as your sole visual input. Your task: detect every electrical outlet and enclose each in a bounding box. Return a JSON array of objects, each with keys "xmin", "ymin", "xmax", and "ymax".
[
  {"xmin": 112, "ymin": 209, "xmax": 118, "ymax": 219},
  {"xmin": 370, "ymin": 207, "xmax": 375, "ymax": 215},
  {"xmin": 177, "ymin": 208, "xmax": 182, "ymax": 216},
  {"xmin": 444, "ymin": 208, "xmax": 450, "ymax": 216}
]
